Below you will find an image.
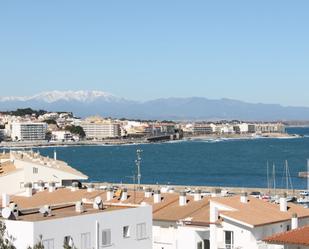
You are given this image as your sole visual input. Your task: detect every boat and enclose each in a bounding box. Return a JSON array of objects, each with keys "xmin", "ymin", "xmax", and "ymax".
[{"xmin": 298, "ymin": 159, "xmax": 309, "ymax": 178}]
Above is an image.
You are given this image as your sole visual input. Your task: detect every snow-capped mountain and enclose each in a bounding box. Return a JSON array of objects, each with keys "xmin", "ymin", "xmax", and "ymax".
[
  {"xmin": 1, "ymin": 90, "xmax": 309, "ymax": 120},
  {"xmin": 0, "ymin": 90, "xmax": 120, "ymax": 103}
]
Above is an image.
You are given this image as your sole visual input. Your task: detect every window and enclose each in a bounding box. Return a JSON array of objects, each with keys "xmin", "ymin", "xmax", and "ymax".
[
  {"xmin": 102, "ymin": 229, "xmax": 111, "ymax": 247},
  {"xmin": 43, "ymin": 239, "xmax": 54, "ymax": 249},
  {"xmin": 197, "ymin": 241, "xmax": 203, "ymax": 249},
  {"xmin": 136, "ymin": 223, "xmax": 147, "ymax": 240},
  {"xmin": 81, "ymin": 233, "xmax": 91, "ymax": 249},
  {"xmin": 287, "ymin": 225, "xmax": 291, "ymax": 231},
  {"xmin": 123, "ymin": 226, "xmax": 130, "ymax": 238},
  {"xmin": 224, "ymin": 231, "xmax": 234, "ymax": 249},
  {"xmin": 33, "ymin": 167, "xmax": 38, "ymax": 174},
  {"xmin": 203, "ymin": 240, "xmax": 210, "ymax": 249}
]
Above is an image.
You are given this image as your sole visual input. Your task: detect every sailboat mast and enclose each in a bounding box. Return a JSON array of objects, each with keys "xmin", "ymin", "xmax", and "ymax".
[
  {"xmin": 307, "ymin": 159, "xmax": 309, "ymax": 192},
  {"xmin": 273, "ymin": 163, "xmax": 276, "ymax": 195},
  {"xmin": 267, "ymin": 161, "xmax": 270, "ymax": 193}
]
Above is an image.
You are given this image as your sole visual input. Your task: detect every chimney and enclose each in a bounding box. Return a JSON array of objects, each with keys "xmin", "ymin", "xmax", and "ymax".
[
  {"xmin": 38, "ymin": 182, "xmax": 45, "ymax": 192},
  {"xmin": 240, "ymin": 192, "xmax": 248, "ymax": 203},
  {"xmin": 87, "ymin": 183, "xmax": 95, "ymax": 193},
  {"xmin": 24, "ymin": 182, "xmax": 33, "ymax": 197},
  {"xmin": 291, "ymin": 213, "xmax": 298, "ymax": 229},
  {"xmin": 75, "ymin": 201, "xmax": 84, "ymax": 213},
  {"xmin": 2, "ymin": 193, "xmax": 10, "ymax": 207},
  {"xmin": 49, "ymin": 182, "xmax": 56, "ymax": 192},
  {"xmin": 194, "ymin": 189, "xmax": 202, "ymax": 201},
  {"xmin": 280, "ymin": 193, "xmax": 288, "ymax": 212},
  {"xmin": 106, "ymin": 187, "xmax": 114, "ymax": 201},
  {"xmin": 121, "ymin": 188, "xmax": 128, "ymax": 201},
  {"xmin": 145, "ymin": 187, "xmax": 152, "ymax": 198},
  {"xmin": 54, "ymin": 150, "xmax": 57, "ymax": 160},
  {"xmin": 154, "ymin": 190, "xmax": 161, "ymax": 203},
  {"xmin": 179, "ymin": 191, "xmax": 187, "ymax": 206},
  {"xmin": 211, "ymin": 188, "xmax": 221, "ymax": 197},
  {"xmin": 71, "ymin": 182, "xmax": 79, "ymax": 192}
]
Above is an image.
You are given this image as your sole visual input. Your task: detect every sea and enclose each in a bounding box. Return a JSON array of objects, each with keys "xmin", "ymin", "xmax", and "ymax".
[{"xmin": 34, "ymin": 127, "xmax": 309, "ymax": 189}]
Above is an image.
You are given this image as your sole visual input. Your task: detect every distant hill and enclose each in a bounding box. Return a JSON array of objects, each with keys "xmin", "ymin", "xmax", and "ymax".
[{"xmin": 1, "ymin": 90, "xmax": 309, "ymax": 121}]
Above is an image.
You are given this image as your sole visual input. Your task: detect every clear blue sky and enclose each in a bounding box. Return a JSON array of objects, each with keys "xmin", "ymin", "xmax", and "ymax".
[{"xmin": 0, "ymin": 1, "xmax": 308, "ymax": 106}]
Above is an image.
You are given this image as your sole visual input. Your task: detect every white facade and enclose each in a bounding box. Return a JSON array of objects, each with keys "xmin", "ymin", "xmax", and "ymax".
[
  {"xmin": 209, "ymin": 200, "xmax": 309, "ymax": 249},
  {"xmin": 153, "ymin": 221, "xmax": 209, "ymax": 249},
  {"xmin": 81, "ymin": 122, "xmax": 121, "ymax": 139},
  {"xmin": 0, "ymin": 151, "xmax": 88, "ymax": 195},
  {"xmin": 51, "ymin": 130, "xmax": 73, "ymax": 141},
  {"xmin": 11, "ymin": 122, "xmax": 47, "ymax": 141},
  {"xmin": 3, "ymin": 204, "xmax": 152, "ymax": 249}
]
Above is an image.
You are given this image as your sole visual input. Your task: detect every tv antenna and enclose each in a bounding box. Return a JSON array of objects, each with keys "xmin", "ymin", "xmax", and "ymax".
[{"xmin": 135, "ymin": 149, "xmax": 143, "ymax": 189}]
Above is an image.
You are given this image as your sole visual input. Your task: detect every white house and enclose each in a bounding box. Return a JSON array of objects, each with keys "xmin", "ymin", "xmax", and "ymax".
[
  {"xmin": 209, "ymin": 194, "xmax": 309, "ymax": 249},
  {"xmin": 0, "ymin": 151, "xmax": 88, "ymax": 195},
  {"xmin": 1, "ymin": 192, "xmax": 152, "ymax": 249}
]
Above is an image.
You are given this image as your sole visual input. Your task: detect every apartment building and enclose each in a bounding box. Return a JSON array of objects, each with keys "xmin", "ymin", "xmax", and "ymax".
[
  {"xmin": 0, "ymin": 151, "xmax": 88, "ymax": 194},
  {"xmin": 1, "ymin": 189, "xmax": 152, "ymax": 249},
  {"xmin": 81, "ymin": 122, "xmax": 121, "ymax": 139},
  {"xmin": 11, "ymin": 122, "xmax": 47, "ymax": 141}
]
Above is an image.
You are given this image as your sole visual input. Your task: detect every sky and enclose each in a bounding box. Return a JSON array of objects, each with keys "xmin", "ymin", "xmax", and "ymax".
[{"xmin": 0, "ymin": 1, "xmax": 308, "ymax": 106}]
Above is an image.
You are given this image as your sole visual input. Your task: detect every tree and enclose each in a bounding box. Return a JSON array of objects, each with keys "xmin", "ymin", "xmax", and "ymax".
[
  {"xmin": 65, "ymin": 125, "xmax": 86, "ymax": 138},
  {"xmin": 0, "ymin": 221, "xmax": 16, "ymax": 249}
]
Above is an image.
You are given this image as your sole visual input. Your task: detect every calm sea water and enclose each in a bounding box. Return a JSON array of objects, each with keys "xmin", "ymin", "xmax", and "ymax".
[{"xmin": 36, "ymin": 127, "xmax": 309, "ymax": 189}]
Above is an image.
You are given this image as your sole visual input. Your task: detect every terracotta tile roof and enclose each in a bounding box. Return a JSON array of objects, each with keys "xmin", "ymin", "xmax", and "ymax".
[
  {"xmin": 16, "ymin": 204, "xmax": 131, "ymax": 222},
  {"xmin": 5, "ymin": 189, "xmax": 210, "ymax": 225},
  {"xmin": 0, "ymin": 153, "xmax": 10, "ymax": 160},
  {"xmin": 212, "ymin": 196, "xmax": 309, "ymax": 227},
  {"xmin": 264, "ymin": 226, "xmax": 309, "ymax": 246},
  {"xmin": 0, "ymin": 161, "xmax": 18, "ymax": 176},
  {"xmin": 9, "ymin": 188, "xmax": 103, "ymax": 209}
]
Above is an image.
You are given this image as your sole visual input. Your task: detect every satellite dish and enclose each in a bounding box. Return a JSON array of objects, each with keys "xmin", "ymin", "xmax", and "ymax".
[
  {"xmin": 39, "ymin": 205, "xmax": 51, "ymax": 216},
  {"xmin": 1, "ymin": 207, "xmax": 12, "ymax": 219},
  {"xmin": 95, "ymin": 196, "xmax": 102, "ymax": 205}
]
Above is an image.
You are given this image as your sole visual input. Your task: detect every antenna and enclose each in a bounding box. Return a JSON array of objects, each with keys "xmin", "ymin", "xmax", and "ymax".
[
  {"xmin": 307, "ymin": 159, "xmax": 309, "ymax": 192},
  {"xmin": 135, "ymin": 149, "xmax": 143, "ymax": 188}
]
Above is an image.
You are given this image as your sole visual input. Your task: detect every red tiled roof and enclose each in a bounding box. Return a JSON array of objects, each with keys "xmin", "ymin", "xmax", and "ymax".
[{"xmin": 264, "ymin": 226, "xmax": 309, "ymax": 246}]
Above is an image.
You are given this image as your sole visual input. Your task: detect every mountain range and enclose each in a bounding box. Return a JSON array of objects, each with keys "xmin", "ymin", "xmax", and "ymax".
[{"xmin": 1, "ymin": 90, "xmax": 309, "ymax": 121}]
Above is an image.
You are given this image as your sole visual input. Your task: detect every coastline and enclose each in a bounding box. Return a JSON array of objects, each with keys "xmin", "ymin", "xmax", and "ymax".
[{"xmin": 0, "ymin": 133, "xmax": 300, "ymax": 149}]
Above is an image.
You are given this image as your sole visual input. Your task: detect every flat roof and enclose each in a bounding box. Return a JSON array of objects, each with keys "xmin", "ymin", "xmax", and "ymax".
[{"xmin": 13, "ymin": 203, "xmax": 132, "ymax": 222}]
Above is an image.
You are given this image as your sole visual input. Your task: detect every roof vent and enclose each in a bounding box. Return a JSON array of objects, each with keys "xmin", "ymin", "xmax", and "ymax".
[
  {"xmin": 93, "ymin": 196, "xmax": 103, "ymax": 210},
  {"xmin": 121, "ymin": 188, "xmax": 128, "ymax": 201},
  {"xmin": 145, "ymin": 187, "xmax": 152, "ymax": 198},
  {"xmin": 154, "ymin": 190, "xmax": 161, "ymax": 203},
  {"xmin": 71, "ymin": 182, "xmax": 79, "ymax": 192},
  {"xmin": 87, "ymin": 183, "xmax": 95, "ymax": 193},
  {"xmin": 75, "ymin": 201, "xmax": 84, "ymax": 213},
  {"xmin": 49, "ymin": 182, "xmax": 56, "ymax": 192},
  {"xmin": 240, "ymin": 192, "xmax": 248, "ymax": 203},
  {"xmin": 2, "ymin": 193, "xmax": 10, "ymax": 208},
  {"xmin": 39, "ymin": 205, "xmax": 52, "ymax": 217},
  {"xmin": 24, "ymin": 182, "xmax": 33, "ymax": 197},
  {"xmin": 280, "ymin": 193, "xmax": 288, "ymax": 212},
  {"xmin": 291, "ymin": 213, "xmax": 298, "ymax": 229},
  {"xmin": 179, "ymin": 191, "xmax": 187, "ymax": 206},
  {"xmin": 38, "ymin": 181, "xmax": 45, "ymax": 192},
  {"xmin": 106, "ymin": 187, "xmax": 114, "ymax": 201},
  {"xmin": 194, "ymin": 189, "xmax": 202, "ymax": 201},
  {"xmin": 9, "ymin": 202, "xmax": 19, "ymax": 219}
]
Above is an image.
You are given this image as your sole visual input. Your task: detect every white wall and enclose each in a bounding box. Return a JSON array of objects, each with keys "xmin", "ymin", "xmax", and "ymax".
[
  {"xmin": 0, "ymin": 170, "xmax": 25, "ymax": 195},
  {"xmin": 4, "ymin": 205, "xmax": 152, "ymax": 249}
]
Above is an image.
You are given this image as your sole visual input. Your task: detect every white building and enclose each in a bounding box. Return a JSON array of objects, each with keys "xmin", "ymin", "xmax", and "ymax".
[
  {"xmin": 1, "ymin": 189, "xmax": 152, "ymax": 249},
  {"xmin": 209, "ymin": 194, "xmax": 309, "ymax": 249},
  {"xmin": 51, "ymin": 130, "xmax": 73, "ymax": 141},
  {"xmin": 0, "ymin": 151, "xmax": 88, "ymax": 195},
  {"xmin": 81, "ymin": 122, "xmax": 121, "ymax": 139},
  {"xmin": 11, "ymin": 122, "xmax": 47, "ymax": 141}
]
